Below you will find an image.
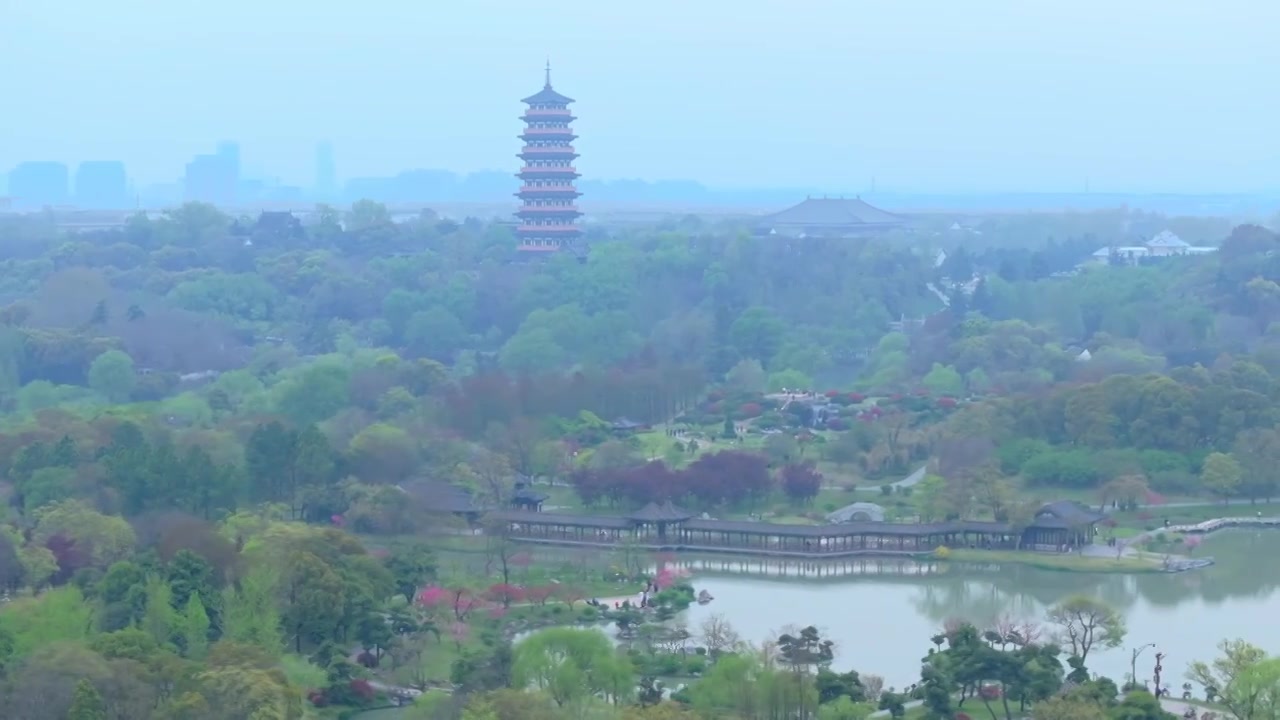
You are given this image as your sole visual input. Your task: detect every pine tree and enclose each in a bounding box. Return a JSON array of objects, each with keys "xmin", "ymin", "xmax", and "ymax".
[
  {"xmin": 142, "ymin": 576, "xmax": 176, "ymax": 647},
  {"xmin": 67, "ymin": 679, "xmax": 107, "ymax": 720},
  {"xmin": 181, "ymin": 593, "xmax": 210, "ymax": 659}
]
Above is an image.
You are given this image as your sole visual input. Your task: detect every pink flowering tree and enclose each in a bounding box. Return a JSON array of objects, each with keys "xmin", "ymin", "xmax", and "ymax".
[
  {"xmin": 447, "ymin": 586, "xmax": 488, "ymax": 621},
  {"xmin": 654, "ymin": 566, "xmax": 690, "ymax": 590},
  {"xmin": 416, "ymin": 585, "xmax": 449, "ymax": 622},
  {"xmin": 1183, "ymin": 535, "xmax": 1202, "ymax": 555}
]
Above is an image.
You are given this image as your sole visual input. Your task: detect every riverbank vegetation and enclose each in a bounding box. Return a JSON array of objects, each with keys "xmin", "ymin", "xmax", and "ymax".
[
  {"xmin": 2, "ymin": 206, "xmax": 1280, "ymax": 716},
  {"xmin": 401, "ymin": 592, "xmax": 1280, "ymax": 720}
]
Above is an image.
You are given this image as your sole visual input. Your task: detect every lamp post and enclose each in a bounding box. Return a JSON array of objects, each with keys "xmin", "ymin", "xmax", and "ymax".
[{"xmin": 1130, "ymin": 643, "xmax": 1156, "ymax": 689}]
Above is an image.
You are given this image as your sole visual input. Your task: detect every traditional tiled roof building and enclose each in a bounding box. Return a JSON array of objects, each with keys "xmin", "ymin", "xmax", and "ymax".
[{"xmin": 756, "ymin": 196, "xmax": 906, "ymax": 238}]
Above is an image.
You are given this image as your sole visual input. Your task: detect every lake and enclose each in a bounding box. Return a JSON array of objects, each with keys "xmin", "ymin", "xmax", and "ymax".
[{"xmin": 658, "ymin": 529, "xmax": 1280, "ymax": 690}]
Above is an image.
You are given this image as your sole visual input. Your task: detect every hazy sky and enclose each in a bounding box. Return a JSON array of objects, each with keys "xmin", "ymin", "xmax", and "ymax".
[{"xmin": 4, "ymin": 0, "xmax": 1278, "ymax": 193}]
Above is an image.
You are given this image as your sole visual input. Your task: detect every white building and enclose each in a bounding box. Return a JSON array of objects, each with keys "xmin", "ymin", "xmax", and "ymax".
[{"xmin": 1088, "ymin": 230, "xmax": 1217, "ymax": 266}]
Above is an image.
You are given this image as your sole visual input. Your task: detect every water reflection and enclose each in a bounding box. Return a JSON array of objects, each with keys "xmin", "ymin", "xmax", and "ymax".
[{"xmin": 499, "ymin": 529, "xmax": 1280, "ymax": 689}]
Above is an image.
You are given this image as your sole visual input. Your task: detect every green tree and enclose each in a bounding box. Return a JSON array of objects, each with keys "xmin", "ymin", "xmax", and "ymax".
[
  {"xmin": 87, "ymin": 349, "xmax": 136, "ymax": 402},
  {"xmin": 778, "ymin": 626, "xmax": 834, "ymax": 720},
  {"xmin": 1188, "ymin": 639, "xmax": 1279, "ymax": 720},
  {"xmin": 31, "ymin": 499, "xmax": 137, "ymax": 567},
  {"xmin": 513, "ymin": 627, "xmax": 633, "ymax": 708},
  {"xmin": 1201, "ymin": 451, "xmax": 1243, "ymax": 504},
  {"xmin": 729, "ymin": 306, "xmax": 787, "ymax": 365},
  {"xmin": 386, "ymin": 544, "xmax": 437, "ymax": 603},
  {"xmin": 725, "ymin": 358, "xmax": 767, "ymax": 393},
  {"xmin": 67, "ymin": 679, "xmax": 108, "ymax": 720},
  {"xmin": 922, "ymin": 363, "xmax": 965, "ymax": 397},
  {"xmin": 1109, "ymin": 690, "xmax": 1177, "ymax": 720},
  {"xmin": 274, "ymin": 362, "xmax": 351, "ymax": 426},
  {"xmin": 0, "ymin": 586, "xmax": 93, "ymax": 658},
  {"xmin": 222, "ymin": 564, "xmax": 284, "ymax": 655},
  {"xmin": 1233, "ymin": 427, "xmax": 1280, "ymax": 502},
  {"xmin": 348, "ymin": 422, "xmax": 419, "ymax": 482},
  {"xmin": 1046, "ymin": 595, "xmax": 1126, "ymax": 667},
  {"xmin": 181, "ymin": 593, "xmax": 211, "ymax": 659},
  {"xmin": 404, "ymin": 307, "xmax": 468, "ymax": 361},
  {"xmin": 769, "ymin": 368, "xmax": 814, "ymax": 393},
  {"xmin": 499, "ymin": 327, "xmax": 566, "ymax": 374},
  {"xmin": 143, "ymin": 575, "xmax": 178, "ymax": 647}
]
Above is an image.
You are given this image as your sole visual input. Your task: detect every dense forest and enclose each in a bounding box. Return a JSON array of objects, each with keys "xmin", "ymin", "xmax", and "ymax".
[{"xmin": 1, "ymin": 201, "xmax": 1279, "ymax": 719}]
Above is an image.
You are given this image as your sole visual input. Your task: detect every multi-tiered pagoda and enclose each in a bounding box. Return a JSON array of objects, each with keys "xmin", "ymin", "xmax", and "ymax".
[{"xmin": 514, "ymin": 63, "xmax": 582, "ymax": 253}]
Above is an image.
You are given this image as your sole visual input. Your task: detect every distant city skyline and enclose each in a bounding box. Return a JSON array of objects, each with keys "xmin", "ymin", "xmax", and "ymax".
[{"xmin": 4, "ymin": 0, "xmax": 1279, "ymax": 195}]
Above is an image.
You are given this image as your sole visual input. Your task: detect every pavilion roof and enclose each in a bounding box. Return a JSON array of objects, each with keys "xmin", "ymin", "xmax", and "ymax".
[
  {"xmin": 400, "ymin": 480, "xmax": 482, "ymax": 514},
  {"xmin": 522, "ymin": 84, "xmax": 574, "ymax": 105},
  {"xmin": 1031, "ymin": 501, "xmax": 1106, "ymax": 529},
  {"xmin": 627, "ymin": 501, "xmax": 695, "ymax": 523},
  {"xmin": 513, "ymin": 487, "xmax": 549, "ymax": 503}
]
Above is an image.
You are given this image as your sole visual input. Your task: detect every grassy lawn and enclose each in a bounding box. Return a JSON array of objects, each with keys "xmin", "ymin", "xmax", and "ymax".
[
  {"xmin": 1108, "ymin": 501, "xmax": 1280, "ymax": 532},
  {"xmin": 941, "ymin": 548, "xmax": 1161, "ymax": 574}
]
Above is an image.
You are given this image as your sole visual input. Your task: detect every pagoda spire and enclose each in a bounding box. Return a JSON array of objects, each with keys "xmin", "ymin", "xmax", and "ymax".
[{"xmin": 514, "ymin": 63, "xmax": 582, "ymax": 255}]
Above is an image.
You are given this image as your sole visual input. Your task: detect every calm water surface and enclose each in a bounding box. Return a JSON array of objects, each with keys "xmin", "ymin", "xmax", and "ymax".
[{"xmin": 665, "ymin": 530, "xmax": 1280, "ymax": 689}]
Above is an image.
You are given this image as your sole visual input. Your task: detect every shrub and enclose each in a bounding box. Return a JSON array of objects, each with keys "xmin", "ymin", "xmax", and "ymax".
[
  {"xmin": 881, "ymin": 484, "xmax": 893, "ymax": 496},
  {"xmin": 738, "ymin": 403, "xmax": 763, "ymax": 418},
  {"xmin": 933, "ymin": 546, "xmax": 951, "ymax": 559},
  {"xmin": 348, "ymin": 679, "xmax": 376, "ymax": 703}
]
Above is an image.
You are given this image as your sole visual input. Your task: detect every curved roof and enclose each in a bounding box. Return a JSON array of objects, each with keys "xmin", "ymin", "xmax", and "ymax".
[
  {"xmin": 762, "ymin": 197, "xmax": 903, "ymax": 228},
  {"xmin": 523, "ymin": 85, "xmax": 575, "ymax": 105},
  {"xmin": 628, "ymin": 501, "xmax": 695, "ymax": 523},
  {"xmin": 1147, "ymin": 230, "xmax": 1190, "ymax": 248},
  {"xmin": 523, "ymin": 63, "xmax": 574, "ymax": 104}
]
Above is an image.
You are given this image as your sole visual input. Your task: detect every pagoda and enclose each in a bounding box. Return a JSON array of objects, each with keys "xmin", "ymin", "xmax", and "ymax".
[{"xmin": 514, "ymin": 62, "xmax": 583, "ymax": 253}]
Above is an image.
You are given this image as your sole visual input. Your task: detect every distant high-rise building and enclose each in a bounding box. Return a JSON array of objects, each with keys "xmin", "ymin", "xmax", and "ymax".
[
  {"xmin": 216, "ymin": 141, "xmax": 241, "ymax": 175},
  {"xmin": 514, "ymin": 62, "xmax": 583, "ymax": 254},
  {"xmin": 315, "ymin": 142, "xmax": 336, "ymax": 199},
  {"xmin": 74, "ymin": 161, "xmax": 129, "ymax": 209},
  {"xmin": 8, "ymin": 161, "xmax": 70, "ymax": 209},
  {"xmin": 184, "ymin": 142, "xmax": 241, "ymax": 206}
]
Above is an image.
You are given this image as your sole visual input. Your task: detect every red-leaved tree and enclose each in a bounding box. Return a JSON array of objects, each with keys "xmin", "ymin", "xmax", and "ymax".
[
  {"xmin": 484, "ymin": 583, "xmax": 525, "ymax": 608},
  {"xmin": 780, "ymin": 462, "xmax": 823, "ymax": 504},
  {"xmin": 524, "ymin": 584, "xmax": 557, "ymax": 606}
]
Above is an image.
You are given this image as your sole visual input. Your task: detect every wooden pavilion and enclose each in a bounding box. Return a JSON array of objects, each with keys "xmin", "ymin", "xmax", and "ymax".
[
  {"xmin": 1020, "ymin": 501, "xmax": 1106, "ymax": 549},
  {"xmin": 486, "ymin": 499, "xmax": 1107, "ymax": 558}
]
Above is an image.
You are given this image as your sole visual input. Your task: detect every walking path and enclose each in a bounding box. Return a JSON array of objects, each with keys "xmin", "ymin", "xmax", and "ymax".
[
  {"xmin": 855, "ymin": 465, "xmax": 928, "ymax": 493},
  {"xmin": 868, "ymin": 696, "xmax": 1226, "ymax": 718}
]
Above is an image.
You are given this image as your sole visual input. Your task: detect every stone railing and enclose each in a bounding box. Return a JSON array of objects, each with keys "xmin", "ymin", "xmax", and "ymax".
[{"xmin": 1165, "ymin": 516, "xmax": 1280, "ymax": 534}]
